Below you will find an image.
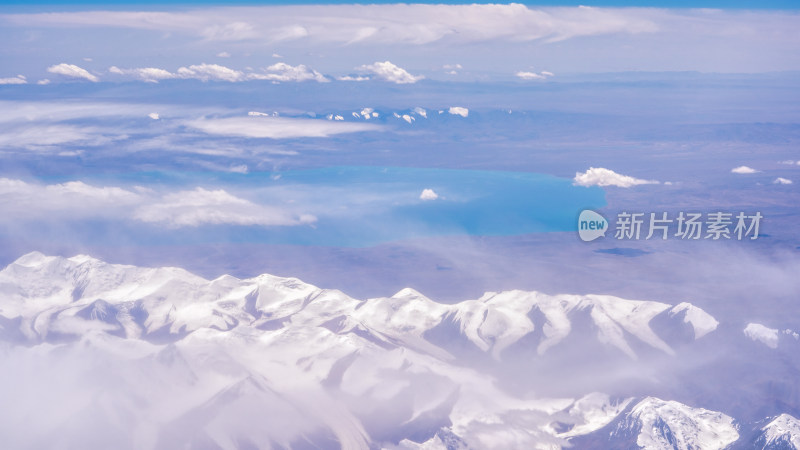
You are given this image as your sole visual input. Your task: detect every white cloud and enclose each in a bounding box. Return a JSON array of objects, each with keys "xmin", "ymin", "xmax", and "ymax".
[
  {"xmin": 108, "ymin": 63, "xmax": 327, "ymax": 83},
  {"xmin": 0, "ymin": 124, "xmax": 123, "ymax": 149},
  {"xmin": 200, "ymin": 21, "xmax": 258, "ymax": 41},
  {"xmin": 133, "ymin": 187, "xmax": 315, "ymax": 227},
  {"xmin": 413, "ymin": 107, "xmax": 427, "ymax": 118},
  {"xmin": 357, "ymin": 61, "xmax": 423, "ymax": 84},
  {"xmin": 0, "ymin": 178, "xmax": 140, "ymax": 216},
  {"xmin": 47, "ymin": 63, "xmax": 99, "ymax": 82},
  {"xmin": 148, "ymin": 112, "xmax": 160, "ymax": 120},
  {"xmin": 516, "ymin": 71, "xmax": 554, "ymax": 80},
  {"xmin": 184, "ymin": 115, "xmax": 381, "ymax": 139},
  {"xmin": 36, "ymin": 79, "xmax": 51, "ymax": 85},
  {"xmin": 358, "ymin": 108, "xmax": 376, "ymax": 119},
  {"xmin": 0, "ymin": 75, "xmax": 26, "ymax": 85},
  {"xmin": 731, "ymin": 165, "xmax": 759, "ymax": 174},
  {"xmin": 0, "ymin": 100, "xmax": 167, "ymax": 124},
  {"xmin": 249, "ymin": 62, "xmax": 328, "ymax": 83},
  {"xmin": 337, "ymin": 75, "xmax": 369, "ymax": 81},
  {"xmin": 419, "ymin": 188, "xmax": 438, "ymax": 201},
  {"xmin": 216, "ymin": 51, "xmax": 231, "ymax": 58},
  {"xmin": 0, "ymin": 178, "xmax": 314, "ymax": 228},
  {"xmin": 744, "ymin": 323, "xmax": 779, "ymax": 349},
  {"xmin": 109, "ymin": 66, "xmax": 176, "ymax": 83},
  {"xmin": 574, "ymin": 167, "xmax": 659, "ymax": 188},
  {"xmin": 448, "ymin": 106, "xmax": 469, "ymax": 118},
  {"xmin": 773, "ymin": 177, "xmax": 793, "ymax": 185},
  {"xmin": 5, "ymin": 5, "xmax": 658, "ymax": 45},
  {"xmin": 176, "ymin": 63, "xmax": 244, "ymax": 82},
  {"xmin": 516, "ymin": 71, "xmax": 544, "ymax": 80}
]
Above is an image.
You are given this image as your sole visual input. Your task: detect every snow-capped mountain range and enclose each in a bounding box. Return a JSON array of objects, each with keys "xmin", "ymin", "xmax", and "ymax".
[{"xmin": 0, "ymin": 252, "xmax": 797, "ymax": 449}]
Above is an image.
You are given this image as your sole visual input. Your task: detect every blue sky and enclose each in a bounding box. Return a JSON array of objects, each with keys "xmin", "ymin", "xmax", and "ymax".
[
  {"xmin": 1, "ymin": 2, "xmax": 799, "ymax": 80},
  {"xmin": 1, "ymin": 0, "xmax": 798, "ymax": 8}
]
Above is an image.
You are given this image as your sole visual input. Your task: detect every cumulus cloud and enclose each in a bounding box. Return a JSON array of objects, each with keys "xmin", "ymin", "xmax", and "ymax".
[
  {"xmin": 133, "ymin": 187, "xmax": 316, "ymax": 227},
  {"xmin": 357, "ymin": 61, "xmax": 423, "ymax": 84},
  {"xmin": 773, "ymin": 177, "xmax": 793, "ymax": 185},
  {"xmin": 108, "ymin": 63, "xmax": 327, "ymax": 83},
  {"xmin": 249, "ymin": 63, "xmax": 328, "ymax": 82},
  {"xmin": 574, "ymin": 167, "xmax": 659, "ymax": 188},
  {"xmin": 516, "ymin": 71, "xmax": 554, "ymax": 80},
  {"xmin": 47, "ymin": 63, "xmax": 99, "ymax": 82},
  {"xmin": 184, "ymin": 115, "xmax": 381, "ymax": 139},
  {"xmin": 109, "ymin": 66, "xmax": 175, "ymax": 83},
  {"xmin": 744, "ymin": 323, "xmax": 779, "ymax": 349},
  {"xmin": 448, "ymin": 106, "xmax": 469, "ymax": 118},
  {"xmin": 419, "ymin": 189, "xmax": 438, "ymax": 201},
  {"xmin": 148, "ymin": 112, "xmax": 160, "ymax": 120},
  {"xmin": 176, "ymin": 63, "xmax": 243, "ymax": 82},
  {"xmin": 731, "ymin": 166, "xmax": 759, "ymax": 174},
  {"xmin": 216, "ymin": 51, "xmax": 231, "ymax": 58},
  {"xmin": 0, "ymin": 75, "xmax": 26, "ymax": 85}
]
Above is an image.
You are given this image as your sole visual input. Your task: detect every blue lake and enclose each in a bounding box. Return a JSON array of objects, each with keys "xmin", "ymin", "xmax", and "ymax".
[{"xmin": 51, "ymin": 166, "xmax": 607, "ymax": 247}]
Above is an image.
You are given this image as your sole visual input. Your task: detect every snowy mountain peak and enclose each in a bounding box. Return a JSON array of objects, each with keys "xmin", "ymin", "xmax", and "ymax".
[
  {"xmin": 757, "ymin": 414, "xmax": 800, "ymax": 449},
  {"xmin": 0, "ymin": 253, "xmax": 722, "ymax": 363},
  {"xmin": 669, "ymin": 302, "xmax": 719, "ymax": 339},
  {"xmin": 12, "ymin": 250, "xmax": 54, "ymax": 267},
  {"xmin": 618, "ymin": 397, "xmax": 740, "ymax": 450}
]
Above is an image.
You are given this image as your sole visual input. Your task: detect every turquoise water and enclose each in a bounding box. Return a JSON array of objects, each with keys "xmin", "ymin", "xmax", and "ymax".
[{"xmin": 52, "ymin": 166, "xmax": 606, "ymax": 247}]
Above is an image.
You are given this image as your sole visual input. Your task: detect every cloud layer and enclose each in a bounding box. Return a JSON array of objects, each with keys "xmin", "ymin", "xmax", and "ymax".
[
  {"xmin": 0, "ymin": 178, "xmax": 314, "ymax": 228},
  {"xmin": 5, "ymin": 5, "xmax": 660, "ymax": 46},
  {"xmin": 109, "ymin": 62, "xmax": 329, "ymax": 83},
  {"xmin": 184, "ymin": 115, "xmax": 381, "ymax": 139}
]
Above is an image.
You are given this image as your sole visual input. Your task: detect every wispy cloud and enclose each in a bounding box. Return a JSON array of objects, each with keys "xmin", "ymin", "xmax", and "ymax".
[
  {"xmin": 0, "ymin": 75, "xmax": 26, "ymax": 85},
  {"xmin": 574, "ymin": 167, "xmax": 659, "ymax": 188},
  {"xmin": 4, "ymin": 5, "xmax": 659, "ymax": 45},
  {"xmin": 133, "ymin": 187, "xmax": 316, "ymax": 227},
  {"xmin": 47, "ymin": 63, "xmax": 99, "ymax": 82},
  {"xmin": 184, "ymin": 115, "xmax": 381, "ymax": 139},
  {"xmin": 0, "ymin": 178, "xmax": 314, "ymax": 228}
]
